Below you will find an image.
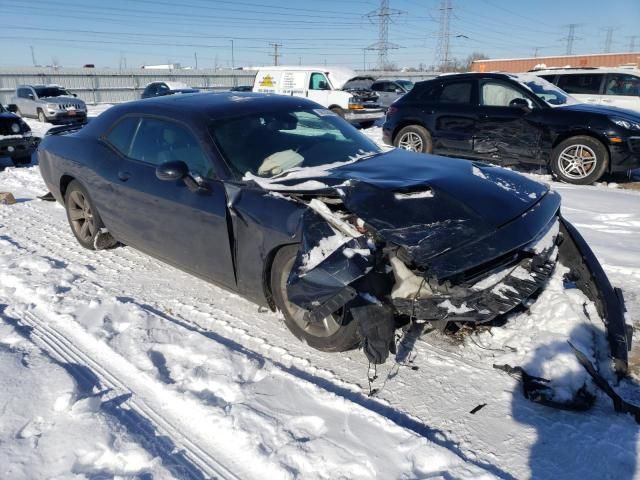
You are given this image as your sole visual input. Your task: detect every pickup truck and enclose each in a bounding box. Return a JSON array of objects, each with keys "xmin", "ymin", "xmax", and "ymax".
[{"xmin": 12, "ymin": 84, "xmax": 87, "ymax": 124}]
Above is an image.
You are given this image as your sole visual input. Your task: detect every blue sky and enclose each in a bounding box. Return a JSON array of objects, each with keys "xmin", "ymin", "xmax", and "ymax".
[{"xmin": 1, "ymin": 0, "xmax": 638, "ymax": 69}]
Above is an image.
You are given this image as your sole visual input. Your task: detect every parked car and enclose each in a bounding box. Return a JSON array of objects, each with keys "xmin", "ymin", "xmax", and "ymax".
[
  {"xmin": 230, "ymin": 85, "xmax": 253, "ymax": 92},
  {"xmin": 12, "ymin": 85, "xmax": 87, "ymax": 123},
  {"xmin": 371, "ymin": 79, "xmax": 414, "ymax": 108},
  {"xmin": 532, "ymin": 67, "xmax": 640, "ymax": 112},
  {"xmin": 36, "ymin": 92, "xmax": 630, "ymax": 372},
  {"xmin": 141, "ymin": 81, "xmax": 200, "ymax": 99},
  {"xmin": 0, "ymin": 104, "xmax": 37, "ymax": 165},
  {"xmin": 383, "ymin": 72, "xmax": 640, "ymax": 185},
  {"xmin": 252, "ymin": 66, "xmax": 384, "ymax": 127}
]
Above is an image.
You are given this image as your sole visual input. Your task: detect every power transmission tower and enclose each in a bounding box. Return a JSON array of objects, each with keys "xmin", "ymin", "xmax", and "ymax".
[
  {"xmin": 603, "ymin": 27, "xmax": 615, "ymax": 53},
  {"xmin": 435, "ymin": 0, "xmax": 453, "ymax": 71},
  {"xmin": 366, "ymin": 0, "xmax": 403, "ymax": 70},
  {"xmin": 269, "ymin": 42, "xmax": 282, "ymax": 66},
  {"xmin": 562, "ymin": 24, "xmax": 581, "ymax": 55}
]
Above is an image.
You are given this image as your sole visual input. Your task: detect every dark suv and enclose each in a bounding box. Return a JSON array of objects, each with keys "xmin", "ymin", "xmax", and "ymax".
[
  {"xmin": 0, "ymin": 104, "xmax": 37, "ymax": 165},
  {"xmin": 383, "ymin": 72, "xmax": 640, "ymax": 184}
]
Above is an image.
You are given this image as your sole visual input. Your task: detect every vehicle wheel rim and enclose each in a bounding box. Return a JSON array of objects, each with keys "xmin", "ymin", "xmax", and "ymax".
[
  {"xmin": 280, "ymin": 256, "xmax": 341, "ymax": 338},
  {"xmin": 558, "ymin": 144, "xmax": 598, "ymax": 180},
  {"xmin": 68, "ymin": 190, "xmax": 96, "ymax": 243},
  {"xmin": 38, "ymin": 111, "xmax": 45, "ymax": 122},
  {"xmin": 398, "ymin": 132, "xmax": 423, "ymax": 152}
]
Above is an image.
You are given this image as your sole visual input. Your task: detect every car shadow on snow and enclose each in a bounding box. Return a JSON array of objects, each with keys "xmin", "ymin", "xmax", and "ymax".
[{"xmin": 512, "ymin": 326, "xmax": 638, "ymax": 479}]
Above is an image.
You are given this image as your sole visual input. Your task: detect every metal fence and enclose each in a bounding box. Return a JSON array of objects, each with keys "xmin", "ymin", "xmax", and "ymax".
[{"xmin": 0, "ymin": 67, "xmax": 439, "ymax": 105}]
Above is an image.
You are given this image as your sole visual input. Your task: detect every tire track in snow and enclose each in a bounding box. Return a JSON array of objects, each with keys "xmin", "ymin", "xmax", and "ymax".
[{"xmin": 17, "ymin": 308, "xmax": 244, "ymax": 480}]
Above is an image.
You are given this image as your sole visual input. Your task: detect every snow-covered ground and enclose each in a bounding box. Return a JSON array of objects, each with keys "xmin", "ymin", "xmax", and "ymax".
[{"xmin": 0, "ymin": 116, "xmax": 638, "ymax": 479}]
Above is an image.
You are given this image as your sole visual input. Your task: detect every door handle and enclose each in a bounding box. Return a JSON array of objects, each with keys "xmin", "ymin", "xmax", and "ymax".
[{"xmin": 117, "ymin": 171, "xmax": 130, "ymax": 181}]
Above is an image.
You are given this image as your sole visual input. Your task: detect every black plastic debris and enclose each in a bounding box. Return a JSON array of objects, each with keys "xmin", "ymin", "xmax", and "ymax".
[
  {"xmin": 493, "ymin": 364, "xmax": 595, "ymax": 411},
  {"xmin": 353, "ymin": 304, "xmax": 396, "ymax": 364},
  {"xmin": 569, "ymin": 342, "xmax": 640, "ymax": 424}
]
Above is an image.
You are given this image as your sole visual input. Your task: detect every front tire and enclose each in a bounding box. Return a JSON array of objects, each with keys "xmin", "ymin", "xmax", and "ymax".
[
  {"xmin": 64, "ymin": 180, "xmax": 106, "ymax": 250},
  {"xmin": 550, "ymin": 136, "xmax": 608, "ymax": 185},
  {"xmin": 37, "ymin": 109, "xmax": 48, "ymax": 123},
  {"xmin": 271, "ymin": 245, "xmax": 361, "ymax": 352},
  {"xmin": 330, "ymin": 106, "xmax": 345, "ymax": 118},
  {"xmin": 394, "ymin": 125, "xmax": 433, "ymax": 153}
]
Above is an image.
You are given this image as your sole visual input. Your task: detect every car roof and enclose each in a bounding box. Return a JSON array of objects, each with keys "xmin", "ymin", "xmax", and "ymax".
[{"xmin": 86, "ymin": 91, "xmax": 322, "ymax": 133}]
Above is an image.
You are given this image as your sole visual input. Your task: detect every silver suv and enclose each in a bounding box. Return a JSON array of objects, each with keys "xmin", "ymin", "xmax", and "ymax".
[{"xmin": 12, "ymin": 85, "xmax": 87, "ymax": 123}]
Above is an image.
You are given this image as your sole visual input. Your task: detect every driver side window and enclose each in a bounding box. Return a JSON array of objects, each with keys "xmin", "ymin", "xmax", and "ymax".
[
  {"xmin": 481, "ymin": 81, "xmax": 529, "ymax": 107},
  {"xmin": 309, "ymin": 73, "xmax": 329, "ymax": 90}
]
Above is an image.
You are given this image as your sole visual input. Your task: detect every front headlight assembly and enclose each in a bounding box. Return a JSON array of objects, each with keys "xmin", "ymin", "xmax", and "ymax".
[{"xmin": 611, "ymin": 117, "xmax": 640, "ymax": 131}]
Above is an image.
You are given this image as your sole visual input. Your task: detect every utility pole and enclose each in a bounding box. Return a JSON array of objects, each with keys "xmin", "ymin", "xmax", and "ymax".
[
  {"xmin": 603, "ymin": 26, "xmax": 615, "ymax": 53},
  {"xmin": 230, "ymin": 40, "xmax": 235, "ymax": 69},
  {"xmin": 30, "ymin": 46, "xmax": 37, "ymax": 66},
  {"xmin": 366, "ymin": 0, "xmax": 403, "ymax": 70},
  {"xmin": 627, "ymin": 35, "xmax": 637, "ymax": 52},
  {"xmin": 562, "ymin": 24, "xmax": 581, "ymax": 55},
  {"xmin": 269, "ymin": 42, "xmax": 282, "ymax": 66},
  {"xmin": 435, "ymin": 0, "xmax": 453, "ymax": 71},
  {"xmin": 194, "ymin": 52, "xmax": 198, "ymax": 69}
]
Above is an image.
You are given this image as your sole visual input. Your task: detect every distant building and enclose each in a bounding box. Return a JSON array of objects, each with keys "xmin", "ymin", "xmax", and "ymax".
[
  {"xmin": 140, "ymin": 63, "xmax": 183, "ymax": 70},
  {"xmin": 471, "ymin": 52, "xmax": 640, "ymax": 73}
]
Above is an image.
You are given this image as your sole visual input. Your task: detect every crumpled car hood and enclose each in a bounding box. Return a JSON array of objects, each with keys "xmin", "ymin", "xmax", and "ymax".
[{"xmin": 269, "ymin": 150, "xmax": 549, "ymax": 265}]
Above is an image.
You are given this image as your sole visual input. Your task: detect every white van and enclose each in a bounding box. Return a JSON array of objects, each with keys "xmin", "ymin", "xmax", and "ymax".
[
  {"xmin": 252, "ymin": 66, "xmax": 384, "ymax": 127},
  {"xmin": 532, "ymin": 67, "xmax": 640, "ymax": 112}
]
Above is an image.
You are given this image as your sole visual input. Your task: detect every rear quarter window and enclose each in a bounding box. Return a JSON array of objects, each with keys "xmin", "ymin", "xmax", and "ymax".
[{"xmin": 105, "ymin": 117, "xmax": 140, "ymax": 156}]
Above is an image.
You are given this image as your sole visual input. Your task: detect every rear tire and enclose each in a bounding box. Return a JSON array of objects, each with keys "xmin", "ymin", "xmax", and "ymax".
[
  {"xmin": 550, "ymin": 136, "xmax": 608, "ymax": 185},
  {"xmin": 64, "ymin": 180, "xmax": 108, "ymax": 250},
  {"xmin": 359, "ymin": 120, "xmax": 375, "ymax": 129},
  {"xmin": 394, "ymin": 125, "xmax": 433, "ymax": 153},
  {"xmin": 271, "ymin": 245, "xmax": 361, "ymax": 352}
]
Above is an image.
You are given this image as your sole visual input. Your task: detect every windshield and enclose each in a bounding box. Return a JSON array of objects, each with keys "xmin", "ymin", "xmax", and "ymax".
[
  {"xmin": 35, "ymin": 86, "xmax": 72, "ymax": 98},
  {"xmin": 515, "ymin": 74, "xmax": 579, "ymax": 107},
  {"xmin": 210, "ymin": 108, "xmax": 381, "ymax": 178},
  {"xmin": 396, "ymin": 80, "xmax": 414, "ymax": 90}
]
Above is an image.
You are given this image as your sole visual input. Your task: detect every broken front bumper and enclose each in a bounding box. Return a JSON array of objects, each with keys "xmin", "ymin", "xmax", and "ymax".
[{"xmin": 285, "ymin": 199, "xmax": 632, "ymax": 374}]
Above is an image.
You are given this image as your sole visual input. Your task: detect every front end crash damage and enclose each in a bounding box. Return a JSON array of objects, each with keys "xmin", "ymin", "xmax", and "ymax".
[{"xmin": 283, "ymin": 181, "xmax": 632, "ymax": 381}]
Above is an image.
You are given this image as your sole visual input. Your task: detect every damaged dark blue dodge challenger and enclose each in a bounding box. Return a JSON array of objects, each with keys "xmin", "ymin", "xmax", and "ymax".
[{"xmin": 37, "ymin": 92, "xmax": 632, "ymax": 377}]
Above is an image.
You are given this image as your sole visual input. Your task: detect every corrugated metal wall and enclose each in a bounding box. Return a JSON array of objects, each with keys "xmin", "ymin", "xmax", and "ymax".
[
  {"xmin": 0, "ymin": 67, "xmax": 439, "ymax": 105},
  {"xmin": 0, "ymin": 67, "xmax": 256, "ymax": 104}
]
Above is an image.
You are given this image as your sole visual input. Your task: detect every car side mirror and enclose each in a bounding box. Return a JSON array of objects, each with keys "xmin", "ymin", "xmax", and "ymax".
[
  {"xmin": 156, "ymin": 161, "xmax": 188, "ymax": 181},
  {"xmin": 27, "ymin": 94, "xmax": 35, "ymax": 100},
  {"xmin": 72, "ymin": 93, "xmax": 78, "ymax": 97},
  {"xmin": 318, "ymin": 80, "xmax": 328, "ymax": 90},
  {"xmin": 6, "ymin": 104, "xmax": 18, "ymax": 113},
  {"xmin": 395, "ymin": 88, "xmax": 403, "ymax": 94},
  {"xmin": 509, "ymin": 98, "xmax": 532, "ymax": 111}
]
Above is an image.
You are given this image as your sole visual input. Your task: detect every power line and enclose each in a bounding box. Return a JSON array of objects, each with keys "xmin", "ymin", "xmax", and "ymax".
[
  {"xmin": 435, "ymin": 0, "xmax": 453, "ymax": 70},
  {"xmin": 561, "ymin": 24, "xmax": 582, "ymax": 55},
  {"xmin": 603, "ymin": 26, "xmax": 615, "ymax": 53},
  {"xmin": 269, "ymin": 42, "xmax": 282, "ymax": 66},
  {"xmin": 366, "ymin": 0, "xmax": 403, "ymax": 70}
]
